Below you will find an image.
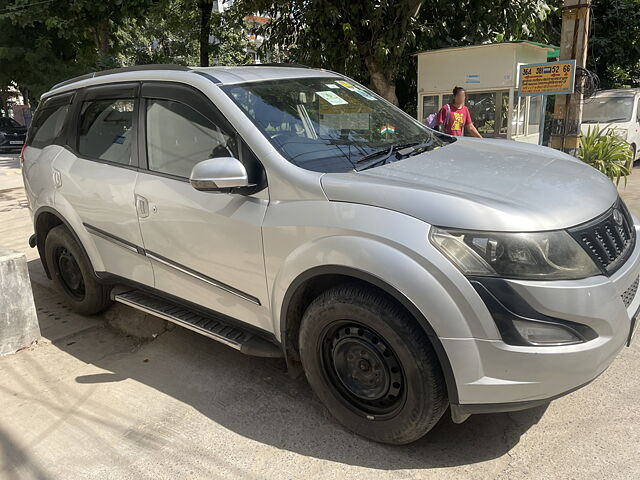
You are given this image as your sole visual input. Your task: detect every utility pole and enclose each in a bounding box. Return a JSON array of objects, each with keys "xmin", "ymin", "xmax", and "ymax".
[{"xmin": 549, "ymin": 0, "xmax": 591, "ymax": 156}]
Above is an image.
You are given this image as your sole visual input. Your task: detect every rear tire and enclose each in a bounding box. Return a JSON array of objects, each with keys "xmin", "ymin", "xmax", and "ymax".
[
  {"xmin": 44, "ymin": 225, "xmax": 112, "ymax": 315},
  {"xmin": 299, "ymin": 283, "xmax": 447, "ymax": 445}
]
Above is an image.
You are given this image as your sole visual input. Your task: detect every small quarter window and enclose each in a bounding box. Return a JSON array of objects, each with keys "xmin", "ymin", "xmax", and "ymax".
[
  {"xmin": 28, "ymin": 105, "xmax": 69, "ymax": 148},
  {"xmin": 146, "ymin": 98, "xmax": 238, "ymax": 178},
  {"xmin": 78, "ymin": 99, "xmax": 135, "ymax": 165}
]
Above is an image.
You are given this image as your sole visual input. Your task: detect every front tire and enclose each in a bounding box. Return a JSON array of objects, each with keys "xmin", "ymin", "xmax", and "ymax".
[
  {"xmin": 44, "ymin": 225, "xmax": 112, "ymax": 315},
  {"xmin": 299, "ymin": 283, "xmax": 447, "ymax": 444}
]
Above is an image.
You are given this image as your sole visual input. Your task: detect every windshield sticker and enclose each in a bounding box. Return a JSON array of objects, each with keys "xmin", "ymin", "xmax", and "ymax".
[
  {"xmin": 379, "ymin": 125, "xmax": 396, "ymax": 134},
  {"xmin": 325, "ymin": 83, "xmax": 340, "ymax": 89},
  {"xmin": 316, "ymin": 91, "xmax": 348, "ymax": 105},
  {"xmin": 354, "ymin": 88, "xmax": 377, "ymax": 101},
  {"xmin": 336, "ymin": 80, "xmax": 358, "ymax": 91}
]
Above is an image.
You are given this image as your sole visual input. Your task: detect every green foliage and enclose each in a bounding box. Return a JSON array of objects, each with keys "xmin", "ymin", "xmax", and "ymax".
[
  {"xmin": 243, "ymin": 0, "xmax": 562, "ymax": 108},
  {"xmin": 589, "ymin": 0, "xmax": 640, "ymax": 89},
  {"xmin": 209, "ymin": 9, "xmax": 253, "ymax": 66},
  {"xmin": 0, "ymin": 0, "xmax": 254, "ymax": 104},
  {"xmin": 579, "ymin": 126, "xmax": 634, "ymax": 185},
  {"xmin": 0, "ymin": 0, "xmax": 155, "ymax": 102},
  {"xmin": 243, "ymin": 0, "xmax": 425, "ymax": 104},
  {"xmin": 417, "ymin": 0, "xmax": 561, "ymax": 48}
]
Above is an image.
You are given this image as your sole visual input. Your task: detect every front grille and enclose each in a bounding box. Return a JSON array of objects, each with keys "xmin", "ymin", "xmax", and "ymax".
[
  {"xmin": 622, "ymin": 276, "xmax": 639, "ymax": 308},
  {"xmin": 568, "ymin": 199, "xmax": 636, "ymax": 275}
]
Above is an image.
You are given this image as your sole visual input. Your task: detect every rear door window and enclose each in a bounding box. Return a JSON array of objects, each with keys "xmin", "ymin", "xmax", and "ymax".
[{"xmin": 78, "ymin": 98, "xmax": 135, "ymax": 166}]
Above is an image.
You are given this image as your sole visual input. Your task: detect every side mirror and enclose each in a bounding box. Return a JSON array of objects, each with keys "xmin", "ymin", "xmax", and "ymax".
[{"xmin": 189, "ymin": 157, "xmax": 249, "ymax": 192}]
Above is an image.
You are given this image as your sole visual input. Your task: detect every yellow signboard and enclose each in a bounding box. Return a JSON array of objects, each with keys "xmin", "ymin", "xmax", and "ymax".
[{"xmin": 518, "ymin": 60, "xmax": 576, "ymax": 96}]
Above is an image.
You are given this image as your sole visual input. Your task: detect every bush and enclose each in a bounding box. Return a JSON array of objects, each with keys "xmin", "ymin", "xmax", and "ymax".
[{"xmin": 578, "ymin": 125, "xmax": 634, "ymax": 186}]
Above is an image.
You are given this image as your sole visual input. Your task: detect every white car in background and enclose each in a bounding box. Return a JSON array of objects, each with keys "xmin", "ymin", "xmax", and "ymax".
[{"xmin": 581, "ymin": 88, "xmax": 640, "ymax": 161}]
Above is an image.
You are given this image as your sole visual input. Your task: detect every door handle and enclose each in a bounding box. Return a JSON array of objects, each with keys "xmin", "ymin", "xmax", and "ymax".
[{"xmin": 136, "ymin": 194, "xmax": 149, "ymax": 218}]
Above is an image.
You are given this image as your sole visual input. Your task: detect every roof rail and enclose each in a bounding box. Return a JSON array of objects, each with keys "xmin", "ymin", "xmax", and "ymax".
[
  {"xmin": 241, "ymin": 62, "xmax": 311, "ymax": 69},
  {"xmin": 51, "ymin": 64, "xmax": 190, "ymax": 91}
]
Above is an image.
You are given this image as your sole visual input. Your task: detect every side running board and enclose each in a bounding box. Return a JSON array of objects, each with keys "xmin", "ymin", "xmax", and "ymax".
[{"xmin": 112, "ymin": 289, "xmax": 283, "ymax": 358}]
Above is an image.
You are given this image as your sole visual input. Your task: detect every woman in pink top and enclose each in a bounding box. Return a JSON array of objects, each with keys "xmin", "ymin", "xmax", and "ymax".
[{"xmin": 436, "ymin": 86, "xmax": 483, "ymax": 138}]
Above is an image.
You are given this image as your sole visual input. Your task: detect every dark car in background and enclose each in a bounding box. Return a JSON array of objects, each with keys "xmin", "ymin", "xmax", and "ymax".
[{"xmin": 0, "ymin": 116, "xmax": 27, "ymax": 152}]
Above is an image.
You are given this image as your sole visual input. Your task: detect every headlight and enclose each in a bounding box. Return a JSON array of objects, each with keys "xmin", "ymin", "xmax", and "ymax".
[{"xmin": 430, "ymin": 227, "xmax": 601, "ymax": 280}]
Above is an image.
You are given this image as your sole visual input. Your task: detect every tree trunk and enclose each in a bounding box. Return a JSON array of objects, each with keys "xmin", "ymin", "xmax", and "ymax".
[
  {"xmin": 94, "ymin": 19, "xmax": 110, "ymax": 54},
  {"xmin": 365, "ymin": 57, "xmax": 399, "ymax": 106},
  {"xmin": 198, "ymin": 0, "xmax": 214, "ymax": 67}
]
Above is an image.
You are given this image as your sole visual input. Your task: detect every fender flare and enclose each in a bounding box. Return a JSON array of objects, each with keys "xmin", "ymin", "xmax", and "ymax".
[
  {"xmin": 279, "ymin": 264, "xmax": 460, "ymax": 404},
  {"xmin": 33, "ymin": 205, "xmax": 98, "ymax": 279}
]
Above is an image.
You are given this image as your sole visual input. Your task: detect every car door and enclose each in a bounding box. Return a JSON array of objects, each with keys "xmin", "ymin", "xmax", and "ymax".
[
  {"xmin": 134, "ymin": 82, "xmax": 270, "ymax": 330},
  {"xmin": 52, "ymin": 83, "xmax": 154, "ymax": 286}
]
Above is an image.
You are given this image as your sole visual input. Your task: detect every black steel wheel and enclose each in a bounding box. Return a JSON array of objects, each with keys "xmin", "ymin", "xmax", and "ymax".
[
  {"xmin": 321, "ymin": 322, "xmax": 405, "ymax": 419},
  {"xmin": 44, "ymin": 225, "xmax": 112, "ymax": 315},
  {"xmin": 299, "ymin": 283, "xmax": 447, "ymax": 445},
  {"xmin": 55, "ymin": 246, "xmax": 86, "ymax": 300}
]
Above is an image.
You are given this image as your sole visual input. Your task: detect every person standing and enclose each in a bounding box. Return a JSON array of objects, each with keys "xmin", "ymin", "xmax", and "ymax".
[{"xmin": 436, "ymin": 86, "xmax": 482, "ymax": 138}]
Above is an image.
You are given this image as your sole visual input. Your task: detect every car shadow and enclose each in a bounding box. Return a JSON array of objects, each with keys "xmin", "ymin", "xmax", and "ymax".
[{"xmin": 28, "ymin": 258, "xmax": 547, "ymax": 471}]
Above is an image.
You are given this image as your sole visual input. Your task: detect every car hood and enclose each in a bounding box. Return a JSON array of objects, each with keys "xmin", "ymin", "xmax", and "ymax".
[{"xmin": 320, "ymin": 138, "xmax": 618, "ymax": 232}]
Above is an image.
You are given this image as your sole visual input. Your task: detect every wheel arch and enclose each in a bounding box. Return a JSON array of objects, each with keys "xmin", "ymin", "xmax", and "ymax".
[
  {"xmin": 280, "ymin": 265, "xmax": 459, "ymax": 404},
  {"xmin": 34, "ymin": 206, "xmax": 99, "ymax": 279}
]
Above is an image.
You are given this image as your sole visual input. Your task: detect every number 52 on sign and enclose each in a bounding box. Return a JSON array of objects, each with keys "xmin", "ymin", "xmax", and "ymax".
[{"xmin": 518, "ymin": 60, "xmax": 576, "ymax": 96}]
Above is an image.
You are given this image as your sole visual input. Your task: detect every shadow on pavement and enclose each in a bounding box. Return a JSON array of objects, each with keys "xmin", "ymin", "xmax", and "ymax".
[{"xmin": 28, "ymin": 258, "xmax": 547, "ymax": 471}]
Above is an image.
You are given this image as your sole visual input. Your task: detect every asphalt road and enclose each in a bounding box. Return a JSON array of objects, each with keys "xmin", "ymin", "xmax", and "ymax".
[{"xmin": 1, "ymin": 153, "xmax": 639, "ymax": 479}]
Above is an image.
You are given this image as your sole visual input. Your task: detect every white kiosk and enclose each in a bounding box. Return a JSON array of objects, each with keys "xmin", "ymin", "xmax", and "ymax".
[{"xmin": 416, "ymin": 41, "xmax": 558, "ymax": 143}]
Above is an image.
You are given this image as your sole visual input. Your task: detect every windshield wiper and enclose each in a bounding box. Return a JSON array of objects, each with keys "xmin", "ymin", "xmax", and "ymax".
[
  {"xmin": 354, "ymin": 138, "xmax": 440, "ymax": 171},
  {"xmin": 354, "ymin": 142, "xmax": 420, "ymax": 171}
]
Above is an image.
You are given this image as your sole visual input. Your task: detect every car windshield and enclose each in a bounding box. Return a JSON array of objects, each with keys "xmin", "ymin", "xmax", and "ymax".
[
  {"xmin": 582, "ymin": 96, "xmax": 635, "ymax": 123},
  {"xmin": 222, "ymin": 77, "xmax": 446, "ymax": 173},
  {"xmin": 0, "ymin": 117, "xmax": 21, "ymax": 129}
]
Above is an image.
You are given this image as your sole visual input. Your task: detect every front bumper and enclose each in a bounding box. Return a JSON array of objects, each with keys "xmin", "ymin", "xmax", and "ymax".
[
  {"xmin": 447, "ymin": 225, "xmax": 640, "ymax": 414},
  {"xmin": 0, "ymin": 136, "xmax": 25, "ymax": 150}
]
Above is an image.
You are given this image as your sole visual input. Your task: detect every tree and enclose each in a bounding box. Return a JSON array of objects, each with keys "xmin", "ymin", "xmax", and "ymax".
[
  {"xmin": 0, "ymin": 0, "xmax": 156, "ymax": 103},
  {"xmin": 247, "ymin": 0, "xmax": 425, "ymax": 105},
  {"xmin": 3, "ymin": 0, "xmax": 155, "ymax": 68},
  {"xmin": 589, "ymin": 0, "xmax": 640, "ymax": 88},
  {"xmin": 246, "ymin": 0, "xmax": 561, "ymax": 108},
  {"xmin": 197, "ymin": 0, "xmax": 214, "ymax": 67},
  {"xmin": 118, "ymin": 0, "xmax": 252, "ymax": 67}
]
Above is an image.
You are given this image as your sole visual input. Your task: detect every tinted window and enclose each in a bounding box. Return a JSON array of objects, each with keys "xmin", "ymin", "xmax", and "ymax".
[
  {"xmin": 146, "ymin": 99, "xmax": 238, "ymax": 178},
  {"xmin": 27, "ymin": 105, "xmax": 69, "ymax": 148},
  {"xmin": 78, "ymin": 99, "xmax": 135, "ymax": 165}
]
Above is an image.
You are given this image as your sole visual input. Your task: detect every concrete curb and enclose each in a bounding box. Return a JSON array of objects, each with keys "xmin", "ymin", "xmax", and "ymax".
[{"xmin": 0, "ymin": 247, "xmax": 41, "ymax": 355}]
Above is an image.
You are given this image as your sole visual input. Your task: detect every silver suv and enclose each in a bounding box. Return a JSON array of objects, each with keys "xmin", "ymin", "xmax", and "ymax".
[{"xmin": 21, "ymin": 64, "xmax": 640, "ymax": 445}]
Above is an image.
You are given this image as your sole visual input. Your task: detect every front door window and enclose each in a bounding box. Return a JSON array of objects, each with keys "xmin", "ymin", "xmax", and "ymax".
[{"xmin": 146, "ymin": 99, "xmax": 238, "ymax": 178}]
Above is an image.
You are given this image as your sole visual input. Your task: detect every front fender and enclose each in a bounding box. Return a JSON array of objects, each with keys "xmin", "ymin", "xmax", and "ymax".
[{"xmin": 270, "ymin": 234, "xmax": 485, "ymax": 341}]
